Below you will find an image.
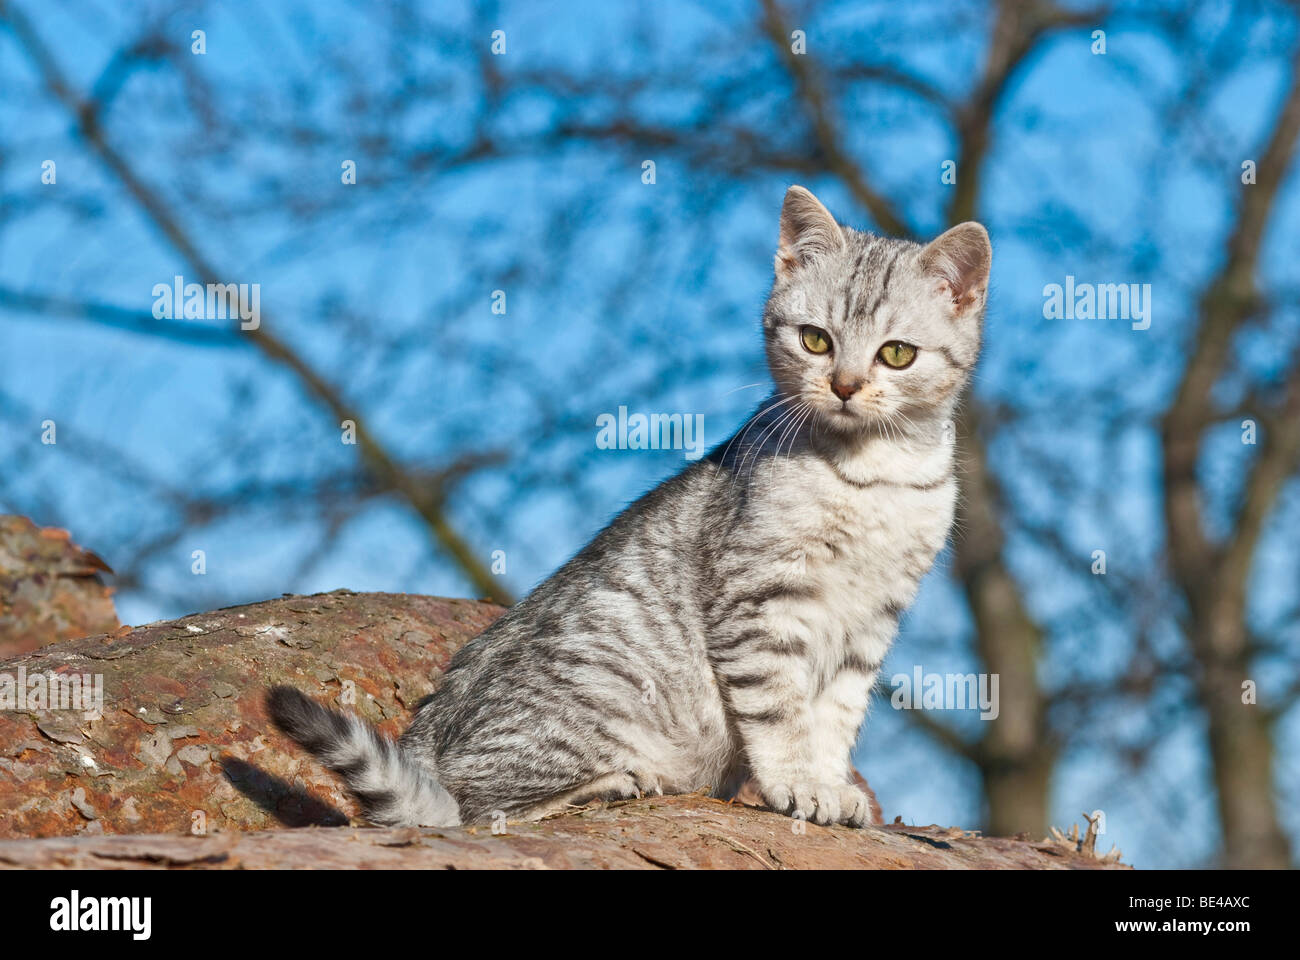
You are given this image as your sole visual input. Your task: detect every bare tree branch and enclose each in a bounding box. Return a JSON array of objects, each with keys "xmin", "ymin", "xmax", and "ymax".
[
  {"xmin": 1, "ymin": 0, "xmax": 512, "ymax": 604},
  {"xmin": 757, "ymin": 0, "xmax": 910, "ymax": 237}
]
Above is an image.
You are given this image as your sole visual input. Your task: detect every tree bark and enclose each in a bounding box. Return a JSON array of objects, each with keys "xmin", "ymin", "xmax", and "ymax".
[
  {"xmin": 0, "ymin": 589, "xmax": 503, "ymax": 839},
  {"xmin": 0, "ymin": 590, "xmax": 1124, "ymax": 868},
  {"xmin": 0, "ymin": 796, "xmax": 1124, "ymax": 870},
  {"xmin": 0, "ymin": 516, "xmax": 119, "ymax": 659}
]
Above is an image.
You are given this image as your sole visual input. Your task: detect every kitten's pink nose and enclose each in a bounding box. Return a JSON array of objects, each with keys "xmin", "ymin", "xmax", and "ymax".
[{"xmin": 831, "ymin": 376, "xmax": 863, "ymax": 401}]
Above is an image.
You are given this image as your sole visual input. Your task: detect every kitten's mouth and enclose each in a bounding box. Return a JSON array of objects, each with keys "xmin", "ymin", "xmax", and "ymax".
[
  {"xmin": 822, "ymin": 403, "xmax": 866, "ymax": 431},
  {"xmin": 821, "ymin": 394, "xmax": 859, "ymax": 417}
]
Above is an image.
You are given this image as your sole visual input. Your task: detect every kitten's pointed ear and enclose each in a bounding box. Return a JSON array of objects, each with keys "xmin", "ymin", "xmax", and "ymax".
[
  {"xmin": 920, "ymin": 222, "xmax": 992, "ymax": 316},
  {"xmin": 776, "ymin": 185, "xmax": 844, "ymax": 280}
]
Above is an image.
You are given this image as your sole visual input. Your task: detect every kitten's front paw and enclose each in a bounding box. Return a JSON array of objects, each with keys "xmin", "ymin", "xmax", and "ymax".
[
  {"xmin": 830, "ymin": 783, "xmax": 870, "ymax": 828},
  {"xmin": 761, "ymin": 782, "xmax": 868, "ymax": 827},
  {"xmin": 761, "ymin": 782, "xmax": 834, "ymax": 826}
]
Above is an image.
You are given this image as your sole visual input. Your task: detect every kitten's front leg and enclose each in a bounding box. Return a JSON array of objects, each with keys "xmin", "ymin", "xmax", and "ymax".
[
  {"xmin": 807, "ymin": 669, "xmax": 876, "ymax": 827},
  {"xmin": 712, "ymin": 634, "xmax": 839, "ymax": 826}
]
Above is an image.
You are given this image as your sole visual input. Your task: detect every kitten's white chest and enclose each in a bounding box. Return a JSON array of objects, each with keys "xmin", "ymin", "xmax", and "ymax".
[
  {"xmin": 816, "ymin": 479, "xmax": 951, "ymax": 599},
  {"xmin": 757, "ymin": 454, "xmax": 957, "ymax": 687}
]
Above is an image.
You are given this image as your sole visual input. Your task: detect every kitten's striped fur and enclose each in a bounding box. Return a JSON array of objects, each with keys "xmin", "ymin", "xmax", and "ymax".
[{"xmin": 269, "ymin": 185, "xmax": 991, "ymax": 828}]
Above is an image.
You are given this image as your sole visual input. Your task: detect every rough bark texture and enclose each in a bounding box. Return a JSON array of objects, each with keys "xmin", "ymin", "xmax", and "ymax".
[
  {"xmin": 0, "ymin": 794, "xmax": 1124, "ymax": 870},
  {"xmin": 0, "ymin": 590, "xmax": 1124, "ymax": 868},
  {"xmin": 0, "ymin": 590, "xmax": 503, "ymax": 839},
  {"xmin": 0, "ymin": 515, "xmax": 119, "ymax": 659}
]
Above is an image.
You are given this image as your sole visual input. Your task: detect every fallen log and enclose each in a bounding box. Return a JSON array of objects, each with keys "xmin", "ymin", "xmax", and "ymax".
[
  {"xmin": 0, "ymin": 794, "xmax": 1123, "ymax": 869},
  {"xmin": 0, "ymin": 590, "xmax": 503, "ymax": 838},
  {"xmin": 0, "ymin": 589, "xmax": 1125, "ymax": 868}
]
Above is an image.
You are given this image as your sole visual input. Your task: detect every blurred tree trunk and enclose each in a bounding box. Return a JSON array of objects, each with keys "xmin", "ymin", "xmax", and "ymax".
[
  {"xmin": 1159, "ymin": 41, "xmax": 1300, "ymax": 868},
  {"xmin": 952, "ymin": 409, "xmax": 1056, "ymax": 838},
  {"xmin": 930, "ymin": 0, "xmax": 1078, "ymax": 838}
]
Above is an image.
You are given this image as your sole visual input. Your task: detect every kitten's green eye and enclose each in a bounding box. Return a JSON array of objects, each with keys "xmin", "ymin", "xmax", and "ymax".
[
  {"xmin": 800, "ymin": 326, "xmax": 832, "ymax": 355},
  {"xmin": 877, "ymin": 341, "xmax": 917, "ymax": 369}
]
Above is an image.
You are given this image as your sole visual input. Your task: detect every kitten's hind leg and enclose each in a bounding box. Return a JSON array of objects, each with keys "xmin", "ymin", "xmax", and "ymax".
[
  {"xmin": 628, "ymin": 768, "xmax": 664, "ymax": 798},
  {"xmin": 518, "ymin": 770, "xmax": 654, "ymax": 820}
]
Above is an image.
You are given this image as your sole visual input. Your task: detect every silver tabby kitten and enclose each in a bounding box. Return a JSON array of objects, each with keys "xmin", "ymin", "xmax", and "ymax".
[{"xmin": 268, "ymin": 185, "xmax": 991, "ymax": 829}]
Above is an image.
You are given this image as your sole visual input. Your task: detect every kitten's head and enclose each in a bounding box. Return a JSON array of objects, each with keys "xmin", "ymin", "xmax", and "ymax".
[{"xmin": 762, "ymin": 185, "xmax": 991, "ymax": 439}]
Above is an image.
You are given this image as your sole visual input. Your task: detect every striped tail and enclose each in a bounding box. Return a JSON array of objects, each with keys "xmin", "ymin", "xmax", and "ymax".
[{"xmin": 266, "ymin": 686, "xmax": 460, "ymax": 827}]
